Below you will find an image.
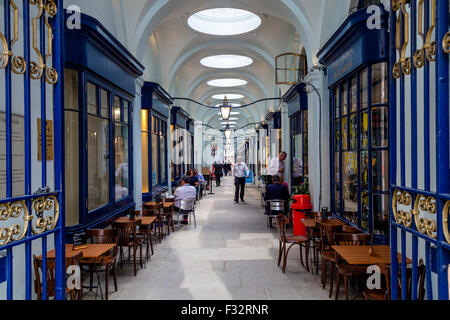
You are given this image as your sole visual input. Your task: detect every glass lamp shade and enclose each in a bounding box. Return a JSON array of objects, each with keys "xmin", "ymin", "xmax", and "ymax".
[{"xmin": 220, "ymin": 96, "xmax": 232, "ymax": 121}]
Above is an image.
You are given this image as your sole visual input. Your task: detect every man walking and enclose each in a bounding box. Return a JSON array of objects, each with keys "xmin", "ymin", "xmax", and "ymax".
[{"xmin": 233, "ymin": 157, "xmax": 249, "ymax": 203}]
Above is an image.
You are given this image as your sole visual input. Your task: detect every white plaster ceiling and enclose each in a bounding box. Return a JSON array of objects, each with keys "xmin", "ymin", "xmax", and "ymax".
[{"xmin": 70, "ymin": 0, "xmax": 355, "ymax": 129}]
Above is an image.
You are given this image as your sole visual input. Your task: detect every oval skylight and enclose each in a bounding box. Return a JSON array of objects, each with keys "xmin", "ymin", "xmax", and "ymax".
[
  {"xmin": 188, "ymin": 8, "xmax": 261, "ymax": 36},
  {"xmin": 212, "ymin": 94, "xmax": 244, "ymax": 100},
  {"xmin": 207, "ymin": 78, "xmax": 247, "ymax": 88},
  {"xmin": 201, "ymin": 55, "xmax": 253, "ymax": 69}
]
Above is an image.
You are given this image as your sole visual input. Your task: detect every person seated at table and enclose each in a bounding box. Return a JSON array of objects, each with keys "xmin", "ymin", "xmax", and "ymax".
[
  {"xmin": 264, "ymin": 175, "xmax": 290, "ymax": 215},
  {"xmin": 174, "ymin": 175, "xmax": 197, "ymax": 224},
  {"xmin": 194, "ymin": 168, "xmax": 205, "ymax": 195}
]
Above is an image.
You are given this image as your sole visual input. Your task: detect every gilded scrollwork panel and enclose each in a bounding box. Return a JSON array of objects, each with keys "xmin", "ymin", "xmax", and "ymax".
[
  {"xmin": 29, "ymin": 0, "xmax": 58, "ymax": 84},
  {"xmin": 443, "ymin": 201, "xmax": 450, "ymax": 244},
  {"xmin": 0, "ymin": 201, "xmax": 33, "ymax": 246},
  {"xmin": 392, "ymin": 189, "xmax": 413, "ymax": 227},
  {"xmin": 413, "ymin": 195, "xmax": 437, "ymax": 239},
  {"xmin": 30, "ymin": 195, "xmax": 59, "ymax": 235}
]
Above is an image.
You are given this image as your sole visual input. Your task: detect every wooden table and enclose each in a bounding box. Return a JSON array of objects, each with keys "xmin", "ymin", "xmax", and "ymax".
[
  {"xmin": 301, "ymin": 218, "xmax": 346, "ymax": 228},
  {"xmin": 332, "ymin": 245, "xmax": 412, "ymax": 265},
  {"xmin": 114, "ymin": 216, "xmax": 157, "ymax": 226},
  {"xmin": 44, "ymin": 243, "xmax": 116, "ymax": 260}
]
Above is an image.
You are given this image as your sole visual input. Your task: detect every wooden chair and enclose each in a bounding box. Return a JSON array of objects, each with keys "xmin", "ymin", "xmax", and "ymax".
[
  {"xmin": 319, "ymin": 223, "xmax": 342, "ymax": 298},
  {"xmin": 162, "ymin": 203, "xmax": 176, "ymax": 233},
  {"xmin": 111, "ymin": 220, "xmax": 144, "ymax": 276},
  {"xmin": 341, "ymin": 225, "xmax": 362, "ymax": 234},
  {"xmin": 275, "ymin": 214, "xmax": 310, "ymax": 273},
  {"xmin": 79, "ymin": 229, "xmax": 118, "ymax": 300},
  {"xmin": 143, "ymin": 203, "xmax": 164, "ymax": 242},
  {"xmin": 363, "ymin": 259, "xmax": 426, "ymax": 300},
  {"xmin": 304, "ymin": 211, "xmax": 331, "ymax": 274},
  {"xmin": 333, "ymin": 233, "xmax": 372, "ymax": 300},
  {"xmin": 132, "ymin": 210, "xmax": 154, "ymax": 260},
  {"xmin": 33, "ymin": 252, "xmax": 83, "ymax": 300}
]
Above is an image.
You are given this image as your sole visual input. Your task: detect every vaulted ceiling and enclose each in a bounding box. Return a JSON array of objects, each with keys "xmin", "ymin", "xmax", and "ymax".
[{"xmin": 71, "ymin": 0, "xmax": 356, "ymax": 129}]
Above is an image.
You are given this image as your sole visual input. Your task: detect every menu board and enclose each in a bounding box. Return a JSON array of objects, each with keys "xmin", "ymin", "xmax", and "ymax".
[
  {"xmin": 37, "ymin": 118, "xmax": 54, "ymax": 161},
  {"xmin": 72, "ymin": 230, "xmax": 88, "ymax": 250},
  {"xmin": 0, "ymin": 112, "xmax": 25, "ymax": 198}
]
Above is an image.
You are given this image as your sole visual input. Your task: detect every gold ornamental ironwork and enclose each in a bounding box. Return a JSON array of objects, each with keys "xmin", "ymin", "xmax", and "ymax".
[
  {"xmin": 31, "ymin": 195, "xmax": 60, "ymax": 235},
  {"xmin": 413, "ymin": 0, "xmax": 437, "ymax": 68},
  {"xmin": 30, "ymin": 0, "xmax": 58, "ymax": 84},
  {"xmin": 10, "ymin": 0, "xmax": 27, "ymax": 74},
  {"xmin": 393, "ymin": 0, "xmax": 411, "ymax": 79},
  {"xmin": 413, "ymin": 195, "xmax": 437, "ymax": 239},
  {"xmin": 443, "ymin": 32, "xmax": 450, "ymax": 54},
  {"xmin": 0, "ymin": 201, "xmax": 33, "ymax": 246},
  {"xmin": 392, "ymin": 189, "xmax": 413, "ymax": 227},
  {"xmin": 443, "ymin": 201, "xmax": 450, "ymax": 244}
]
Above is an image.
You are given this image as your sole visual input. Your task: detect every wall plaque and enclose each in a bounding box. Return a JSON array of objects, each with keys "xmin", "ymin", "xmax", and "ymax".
[{"xmin": 37, "ymin": 119, "xmax": 54, "ymax": 161}]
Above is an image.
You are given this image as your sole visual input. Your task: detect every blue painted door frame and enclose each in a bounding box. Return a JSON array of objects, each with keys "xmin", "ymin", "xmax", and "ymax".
[
  {"xmin": 389, "ymin": 0, "xmax": 449, "ymax": 300},
  {"xmin": 0, "ymin": 0, "xmax": 65, "ymax": 300}
]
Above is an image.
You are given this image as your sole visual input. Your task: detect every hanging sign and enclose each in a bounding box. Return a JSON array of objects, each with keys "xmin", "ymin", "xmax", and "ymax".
[{"xmin": 37, "ymin": 119, "xmax": 54, "ymax": 161}]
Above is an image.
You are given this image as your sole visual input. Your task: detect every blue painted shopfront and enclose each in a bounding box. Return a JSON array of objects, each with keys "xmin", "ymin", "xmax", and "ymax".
[
  {"xmin": 318, "ymin": 6, "xmax": 390, "ymax": 244},
  {"xmin": 283, "ymin": 83, "xmax": 309, "ymax": 187},
  {"xmin": 170, "ymin": 106, "xmax": 190, "ymax": 186},
  {"xmin": 63, "ymin": 12, "xmax": 144, "ymax": 237},
  {"xmin": 141, "ymin": 82, "xmax": 171, "ymax": 202}
]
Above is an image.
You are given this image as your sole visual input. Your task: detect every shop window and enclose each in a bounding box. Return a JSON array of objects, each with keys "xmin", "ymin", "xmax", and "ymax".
[
  {"xmin": 291, "ymin": 111, "xmax": 308, "ymax": 186},
  {"xmin": 64, "ymin": 68, "xmax": 133, "ymax": 227},
  {"xmin": 331, "ymin": 62, "xmax": 389, "ymax": 234}
]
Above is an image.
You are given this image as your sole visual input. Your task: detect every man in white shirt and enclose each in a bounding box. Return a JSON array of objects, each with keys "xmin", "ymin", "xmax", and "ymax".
[
  {"xmin": 174, "ymin": 175, "xmax": 197, "ymax": 224},
  {"xmin": 233, "ymin": 157, "xmax": 249, "ymax": 203},
  {"xmin": 268, "ymin": 152, "xmax": 287, "ymax": 184}
]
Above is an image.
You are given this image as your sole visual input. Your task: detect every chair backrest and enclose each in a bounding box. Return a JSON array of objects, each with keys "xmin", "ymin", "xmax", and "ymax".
[
  {"xmin": 319, "ymin": 224, "xmax": 342, "ymax": 251},
  {"xmin": 275, "ymin": 214, "xmax": 289, "ymax": 242},
  {"xmin": 180, "ymin": 198, "xmax": 195, "ymax": 211},
  {"xmin": 86, "ymin": 228, "xmax": 116, "ymax": 244},
  {"xmin": 33, "ymin": 252, "xmax": 83, "ymax": 300},
  {"xmin": 305, "ymin": 211, "xmax": 332, "ymax": 219},
  {"xmin": 334, "ymin": 233, "xmax": 371, "ymax": 246},
  {"xmin": 341, "ymin": 225, "xmax": 363, "ymax": 234},
  {"xmin": 268, "ymin": 200, "xmax": 284, "ymax": 212},
  {"xmin": 164, "ymin": 198, "xmax": 175, "ymax": 203},
  {"xmin": 143, "ymin": 203, "xmax": 162, "ymax": 213},
  {"xmin": 111, "ymin": 220, "xmax": 138, "ymax": 246}
]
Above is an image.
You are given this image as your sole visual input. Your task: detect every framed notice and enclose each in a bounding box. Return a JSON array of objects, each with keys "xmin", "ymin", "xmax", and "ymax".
[{"xmin": 37, "ymin": 118, "xmax": 54, "ymax": 161}]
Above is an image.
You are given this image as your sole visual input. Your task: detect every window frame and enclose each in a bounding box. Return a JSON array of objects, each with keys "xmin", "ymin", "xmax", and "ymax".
[
  {"xmin": 64, "ymin": 66, "xmax": 134, "ymax": 227},
  {"xmin": 290, "ymin": 110, "xmax": 309, "ymax": 185},
  {"xmin": 330, "ymin": 60, "xmax": 389, "ymax": 236}
]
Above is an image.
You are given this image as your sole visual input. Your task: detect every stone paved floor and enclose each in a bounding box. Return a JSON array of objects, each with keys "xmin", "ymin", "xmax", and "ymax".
[{"xmin": 84, "ymin": 176, "xmax": 339, "ymax": 300}]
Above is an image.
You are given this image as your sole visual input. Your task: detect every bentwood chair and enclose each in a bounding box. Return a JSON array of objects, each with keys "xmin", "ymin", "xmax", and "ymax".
[
  {"xmin": 162, "ymin": 203, "xmax": 176, "ymax": 234},
  {"xmin": 80, "ymin": 229, "xmax": 119, "ymax": 300},
  {"xmin": 319, "ymin": 224, "xmax": 343, "ymax": 298},
  {"xmin": 143, "ymin": 203, "xmax": 164, "ymax": 242},
  {"xmin": 333, "ymin": 233, "xmax": 372, "ymax": 300},
  {"xmin": 111, "ymin": 220, "xmax": 144, "ymax": 276},
  {"xmin": 304, "ymin": 211, "xmax": 332, "ymax": 274},
  {"xmin": 363, "ymin": 259, "xmax": 426, "ymax": 300},
  {"xmin": 275, "ymin": 214, "xmax": 310, "ymax": 273},
  {"xmin": 133, "ymin": 210, "xmax": 154, "ymax": 259},
  {"xmin": 179, "ymin": 199, "xmax": 196, "ymax": 228},
  {"xmin": 33, "ymin": 252, "xmax": 84, "ymax": 300}
]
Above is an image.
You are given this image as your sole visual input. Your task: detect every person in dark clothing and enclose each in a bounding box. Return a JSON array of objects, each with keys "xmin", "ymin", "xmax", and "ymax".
[
  {"xmin": 264, "ymin": 175, "xmax": 290, "ymax": 215},
  {"xmin": 214, "ymin": 162, "xmax": 223, "ymax": 187}
]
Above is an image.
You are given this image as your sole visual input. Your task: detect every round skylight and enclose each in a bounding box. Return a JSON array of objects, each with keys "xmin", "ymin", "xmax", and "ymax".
[
  {"xmin": 201, "ymin": 55, "xmax": 253, "ymax": 69},
  {"xmin": 187, "ymin": 8, "xmax": 261, "ymax": 36},
  {"xmin": 207, "ymin": 78, "xmax": 248, "ymax": 88},
  {"xmin": 212, "ymin": 94, "xmax": 244, "ymax": 100}
]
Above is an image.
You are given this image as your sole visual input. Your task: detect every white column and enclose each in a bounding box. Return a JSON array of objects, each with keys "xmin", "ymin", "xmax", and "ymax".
[
  {"xmin": 281, "ymin": 102, "xmax": 291, "ymax": 189},
  {"xmin": 304, "ymin": 70, "xmax": 329, "ymax": 211},
  {"xmin": 133, "ymin": 77, "xmax": 144, "ymax": 209},
  {"xmin": 194, "ymin": 121, "xmax": 203, "ymax": 170}
]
